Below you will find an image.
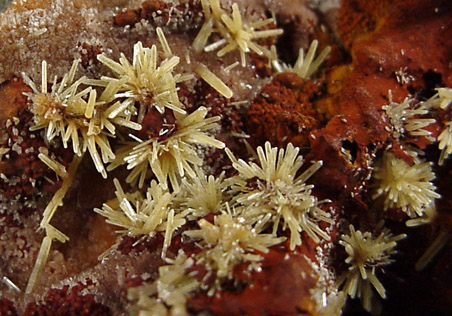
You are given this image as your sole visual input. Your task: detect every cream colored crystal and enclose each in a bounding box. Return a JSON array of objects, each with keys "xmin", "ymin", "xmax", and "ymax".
[
  {"xmin": 226, "ymin": 142, "xmax": 332, "ymax": 250},
  {"xmin": 272, "ymin": 40, "xmax": 331, "ymax": 79},
  {"xmin": 338, "ymin": 225, "xmax": 405, "ymax": 312},
  {"xmin": 109, "ymin": 106, "xmax": 224, "ymax": 190},
  {"xmin": 372, "ymin": 151, "xmax": 440, "ymax": 220},
  {"xmin": 193, "ymin": 0, "xmax": 283, "ymax": 66}
]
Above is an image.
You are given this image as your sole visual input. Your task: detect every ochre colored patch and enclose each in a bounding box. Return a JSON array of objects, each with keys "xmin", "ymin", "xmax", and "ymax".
[{"xmin": 246, "ymin": 73, "xmax": 323, "ymax": 149}]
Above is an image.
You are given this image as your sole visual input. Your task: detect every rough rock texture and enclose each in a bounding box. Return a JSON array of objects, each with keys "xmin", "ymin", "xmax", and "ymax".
[
  {"xmin": 313, "ymin": 1, "xmax": 452, "ymax": 315},
  {"xmin": 246, "ymin": 73, "xmax": 324, "ymax": 150},
  {"xmin": 0, "ymin": 0, "xmax": 451, "ymax": 316},
  {"xmin": 0, "ymin": 0, "xmax": 325, "ymax": 315}
]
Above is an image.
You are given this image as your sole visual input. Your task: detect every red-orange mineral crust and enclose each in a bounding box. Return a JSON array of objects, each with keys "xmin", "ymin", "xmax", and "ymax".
[
  {"xmin": 311, "ymin": 0, "xmax": 452, "ymax": 200},
  {"xmin": 0, "ymin": 78, "xmax": 31, "ymax": 125},
  {"xmin": 1, "ymin": 0, "xmax": 452, "ymax": 315},
  {"xmin": 188, "ymin": 245, "xmax": 319, "ymax": 316},
  {"xmin": 246, "ymin": 73, "xmax": 323, "ymax": 150},
  {"xmin": 0, "ymin": 298, "xmax": 18, "ymax": 316},
  {"xmin": 114, "ymin": 0, "xmax": 171, "ymax": 26},
  {"xmin": 23, "ymin": 283, "xmax": 111, "ymax": 316},
  {"xmin": 307, "ymin": 1, "xmax": 452, "ymax": 315}
]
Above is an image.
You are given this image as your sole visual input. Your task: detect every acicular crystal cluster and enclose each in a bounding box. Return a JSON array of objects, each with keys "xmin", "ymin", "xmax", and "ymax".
[
  {"xmin": 193, "ymin": 0, "xmax": 283, "ymax": 66},
  {"xmin": 226, "ymin": 142, "xmax": 332, "ymax": 250},
  {"xmin": 20, "ymin": 26, "xmax": 227, "ymax": 294},
  {"xmin": 5, "ymin": 1, "xmax": 451, "ymax": 316},
  {"xmin": 372, "ymin": 151, "xmax": 440, "ymax": 220},
  {"xmin": 338, "ymin": 224, "xmax": 406, "ymax": 312}
]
